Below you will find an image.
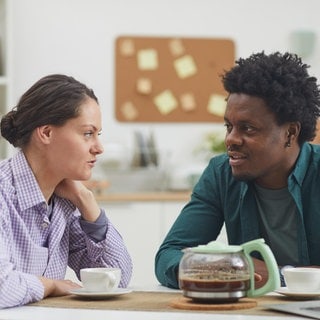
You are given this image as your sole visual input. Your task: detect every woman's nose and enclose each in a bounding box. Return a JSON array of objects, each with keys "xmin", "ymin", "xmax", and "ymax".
[{"xmin": 92, "ymin": 139, "xmax": 104, "ymax": 155}]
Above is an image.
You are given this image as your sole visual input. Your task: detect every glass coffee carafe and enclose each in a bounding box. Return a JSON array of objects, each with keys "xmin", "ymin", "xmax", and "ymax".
[{"xmin": 179, "ymin": 239, "xmax": 280, "ymax": 302}]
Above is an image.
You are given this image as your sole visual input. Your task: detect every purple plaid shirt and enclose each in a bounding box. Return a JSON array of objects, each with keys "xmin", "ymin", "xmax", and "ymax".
[{"xmin": 0, "ymin": 151, "xmax": 132, "ymax": 308}]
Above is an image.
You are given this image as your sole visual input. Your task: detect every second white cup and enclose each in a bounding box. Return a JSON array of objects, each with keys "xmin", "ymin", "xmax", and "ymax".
[
  {"xmin": 80, "ymin": 267, "xmax": 121, "ymax": 292},
  {"xmin": 283, "ymin": 267, "xmax": 320, "ymax": 292}
]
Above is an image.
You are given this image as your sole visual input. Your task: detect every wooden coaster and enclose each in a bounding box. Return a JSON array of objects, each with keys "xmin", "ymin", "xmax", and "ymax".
[{"xmin": 170, "ymin": 297, "xmax": 257, "ymax": 311}]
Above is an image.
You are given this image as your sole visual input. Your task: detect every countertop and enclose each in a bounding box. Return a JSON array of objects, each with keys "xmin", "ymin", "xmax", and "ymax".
[
  {"xmin": 85, "ymin": 180, "xmax": 192, "ymax": 202},
  {"xmin": 94, "ymin": 190, "xmax": 192, "ymax": 202}
]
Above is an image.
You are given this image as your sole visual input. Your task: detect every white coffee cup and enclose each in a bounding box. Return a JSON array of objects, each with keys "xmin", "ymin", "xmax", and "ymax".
[
  {"xmin": 282, "ymin": 267, "xmax": 320, "ymax": 292},
  {"xmin": 80, "ymin": 267, "xmax": 121, "ymax": 292}
]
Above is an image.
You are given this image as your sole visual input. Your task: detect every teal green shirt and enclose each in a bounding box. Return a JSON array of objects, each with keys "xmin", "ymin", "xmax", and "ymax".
[{"xmin": 155, "ymin": 142, "xmax": 320, "ymax": 288}]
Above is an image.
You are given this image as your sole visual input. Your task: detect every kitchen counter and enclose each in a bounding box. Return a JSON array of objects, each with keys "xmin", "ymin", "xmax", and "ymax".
[{"xmin": 94, "ymin": 190, "xmax": 191, "ymax": 202}]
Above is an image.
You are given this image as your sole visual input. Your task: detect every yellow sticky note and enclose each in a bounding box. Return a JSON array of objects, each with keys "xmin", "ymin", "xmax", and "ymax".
[
  {"xmin": 136, "ymin": 77, "xmax": 152, "ymax": 95},
  {"xmin": 168, "ymin": 38, "xmax": 185, "ymax": 57},
  {"xmin": 174, "ymin": 55, "xmax": 197, "ymax": 79},
  {"xmin": 180, "ymin": 93, "xmax": 196, "ymax": 112},
  {"xmin": 119, "ymin": 39, "xmax": 135, "ymax": 57},
  {"xmin": 137, "ymin": 49, "xmax": 158, "ymax": 70},
  {"xmin": 207, "ymin": 94, "xmax": 227, "ymax": 117},
  {"xmin": 153, "ymin": 90, "xmax": 178, "ymax": 115},
  {"xmin": 121, "ymin": 101, "xmax": 139, "ymax": 121}
]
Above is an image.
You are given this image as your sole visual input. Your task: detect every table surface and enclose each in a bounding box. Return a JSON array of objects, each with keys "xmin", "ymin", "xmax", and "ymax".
[{"xmin": 0, "ymin": 286, "xmax": 309, "ymax": 320}]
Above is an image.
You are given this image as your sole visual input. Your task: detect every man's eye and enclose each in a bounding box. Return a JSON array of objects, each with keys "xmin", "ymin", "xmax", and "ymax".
[
  {"xmin": 242, "ymin": 125, "xmax": 254, "ymax": 132},
  {"xmin": 224, "ymin": 123, "xmax": 232, "ymax": 133},
  {"xmin": 84, "ymin": 132, "xmax": 93, "ymax": 137}
]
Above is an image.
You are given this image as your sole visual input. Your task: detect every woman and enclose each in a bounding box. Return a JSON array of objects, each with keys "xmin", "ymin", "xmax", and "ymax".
[{"xmin": 0, "ymin": 74, "xmax": 132, "ymax": 308}]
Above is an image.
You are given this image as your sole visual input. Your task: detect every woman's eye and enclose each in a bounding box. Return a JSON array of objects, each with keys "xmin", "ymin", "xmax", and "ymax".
[{"xmin": 84, "ymin": 131, "xmax": 93, "ymax": 137}]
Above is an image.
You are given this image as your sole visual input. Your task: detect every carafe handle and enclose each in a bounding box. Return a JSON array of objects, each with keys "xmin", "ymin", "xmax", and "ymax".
[{"xmin": 242, "ymin": 238, "xmax": 280, "ymax": 297}]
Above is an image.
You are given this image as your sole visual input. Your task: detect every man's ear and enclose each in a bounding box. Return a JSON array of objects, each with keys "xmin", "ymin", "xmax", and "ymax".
[
  {"xmin": 285, "ymin": 122, "xmax": 301, "ymax": 148},
  {"xmin": 287, "ymin": 122, "xmax": 301, "ymax": 142},
  {"xmin": 35, "ymin": 125, "xmax": 52, "ymax": 144}
]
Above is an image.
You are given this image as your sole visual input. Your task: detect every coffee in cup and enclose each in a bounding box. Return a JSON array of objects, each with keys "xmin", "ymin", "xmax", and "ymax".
[
  {"xmin": 282, "ymin": 267, "xmax": 320, "ymax": 292},
  {"xmin": 80, "ymin": 267, "xmax": 121, "ymax": 292}
]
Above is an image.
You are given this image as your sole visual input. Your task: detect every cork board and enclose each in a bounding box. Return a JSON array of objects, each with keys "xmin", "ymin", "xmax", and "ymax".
[{"xmin": 115, "ymin": 36, "xmax": 235, "ymax": 122}]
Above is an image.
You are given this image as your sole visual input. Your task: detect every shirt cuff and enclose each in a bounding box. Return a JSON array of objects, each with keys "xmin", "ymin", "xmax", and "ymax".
[{"xmin": 80, "ymin": 209, "xmax": 108, "ymax": 242}]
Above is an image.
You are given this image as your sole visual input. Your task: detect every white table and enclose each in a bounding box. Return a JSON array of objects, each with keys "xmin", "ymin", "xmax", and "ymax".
[
  {"xmin": 0, "ymin": 307, "xmax": 306, "ymax": 320},
  {"xmin": 0, "ymin": 286, "xmax": 307, "ymax": 320}
]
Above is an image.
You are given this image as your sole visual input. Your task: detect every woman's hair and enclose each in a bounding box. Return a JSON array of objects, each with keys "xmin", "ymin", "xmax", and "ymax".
[
  {"xmin": 1, "ymin": 74, "xmax": 98, "ymax": 148},
  {"xmin": 222, "ymin": 51, "xmax": 320, "ymax": 144}
]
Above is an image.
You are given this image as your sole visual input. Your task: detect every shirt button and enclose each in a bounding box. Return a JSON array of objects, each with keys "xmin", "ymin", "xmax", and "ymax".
[{"xmin": 42, "ymin": 222, "xmax": 49, "ymax": 229}]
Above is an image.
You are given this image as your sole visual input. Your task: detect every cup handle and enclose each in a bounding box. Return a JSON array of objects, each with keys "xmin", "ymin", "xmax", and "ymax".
[
  {"xmin": 106, "ymin": 273, "xmax": 117, "ymax": 288},
  {"xmin": 242, "ymin": 238, "xmax": 280, "ymax": 297}
]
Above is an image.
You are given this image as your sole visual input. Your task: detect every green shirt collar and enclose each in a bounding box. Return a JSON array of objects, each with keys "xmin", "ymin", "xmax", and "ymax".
[{"xmin": 290, "ymin": 143, "xmax": 312, "ymax": 187}]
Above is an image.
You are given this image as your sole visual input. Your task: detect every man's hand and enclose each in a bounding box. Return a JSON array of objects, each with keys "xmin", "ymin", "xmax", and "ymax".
[{"xmin": 252, "ymin": 257, "xmax": 269, "ymax": 288}]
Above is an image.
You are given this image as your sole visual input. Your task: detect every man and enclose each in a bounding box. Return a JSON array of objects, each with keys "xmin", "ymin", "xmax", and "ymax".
[{"xmin": 155, "ymin": 51, "xmax": 320, "ymax": 289}]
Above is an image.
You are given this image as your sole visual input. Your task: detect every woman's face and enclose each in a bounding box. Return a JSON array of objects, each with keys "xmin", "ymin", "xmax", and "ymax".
[
  {"xmin": 224, "ymin": 93, "xmax": 293, "ymax": 188},
  {"xmin": 47, "ymin": 97, "xmax": 104, "ymax": 181}
]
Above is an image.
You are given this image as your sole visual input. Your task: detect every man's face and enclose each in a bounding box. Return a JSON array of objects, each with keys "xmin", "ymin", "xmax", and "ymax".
[{"xmin": 224, "ymin": 93, "xmax": 292, "ymax": 188}]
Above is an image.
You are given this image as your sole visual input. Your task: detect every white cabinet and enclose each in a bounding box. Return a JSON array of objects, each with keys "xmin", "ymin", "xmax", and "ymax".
[
  {"xmin": 0, "ymin": 0, "xmax": 12, "ymax": 159},
  {"xmin": 103, "ymin": 201, "xmax": 184, "ymax": 287}
]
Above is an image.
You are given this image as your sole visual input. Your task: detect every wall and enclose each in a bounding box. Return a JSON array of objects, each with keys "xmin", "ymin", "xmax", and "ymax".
[{"xmin": 9, "ymin": 0, "xmax": 320, "ymax": 170}]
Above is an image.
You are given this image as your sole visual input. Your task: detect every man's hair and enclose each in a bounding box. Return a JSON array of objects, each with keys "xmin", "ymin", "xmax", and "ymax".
[{"xmin": 222, "ymin": 51, "xmax": 320, "ymax": 144}]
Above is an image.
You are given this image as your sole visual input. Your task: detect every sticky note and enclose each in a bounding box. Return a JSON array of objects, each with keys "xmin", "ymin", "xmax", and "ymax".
[
  {"xmin": 180, "ymin": 93, "xmax": 196, "ymax": 112},
  {"xmin": 207, "ymin": 94, "xmax": 227, "ymax": 117},
  {"xmin": 153, "ymin": 90, "xmax": 178, "ymax": 115},
  {"xmin": 136, "ymin": 77, "xmax": 152, "ymax": 95},
  {"xmin": 168, "ymin": 38, "xmax": 185, "ymax": 57},
  {"xmin": 174, "ymin": 55, "xmax": 197, "ymax": 79},
  {"xmin": 137, "ymin": 49, "xmax": 158, "ymax": 70},
  {"xmin": 119, "ymin": 39, "xmax": 135, "ymax": 57},
  {"xmin": 121, "ymin": 101, "xmax": 138, "ymax": 121}
]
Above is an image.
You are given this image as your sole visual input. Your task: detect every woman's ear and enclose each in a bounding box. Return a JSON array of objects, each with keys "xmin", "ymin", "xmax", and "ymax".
[{"xmin": 35, "ymin": 125, "xmax": 52, "ymax": 144}]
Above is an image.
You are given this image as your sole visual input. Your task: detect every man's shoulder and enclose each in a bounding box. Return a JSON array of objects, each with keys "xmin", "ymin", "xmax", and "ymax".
[
  {"xmin": 301, "ymin": 143, "xmax": 320, "ymax": 164},
  {"xmin": 308, "ymin": 142, "xmax": 320, "ymax": 153},
  {"xmin": 294, "ymin": 143, "xmax": 320, "ymax": 184}
]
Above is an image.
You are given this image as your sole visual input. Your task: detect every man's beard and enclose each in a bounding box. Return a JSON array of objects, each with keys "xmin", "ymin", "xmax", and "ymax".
[{"xmin": 232, "ymin": 171, "xmax": 255, "ymax": 182}]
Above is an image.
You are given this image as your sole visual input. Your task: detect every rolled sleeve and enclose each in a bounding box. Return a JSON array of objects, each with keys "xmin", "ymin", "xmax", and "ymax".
[{"xmin": 80, "ymin": 210, "xmax": 107, "ymax": 242}]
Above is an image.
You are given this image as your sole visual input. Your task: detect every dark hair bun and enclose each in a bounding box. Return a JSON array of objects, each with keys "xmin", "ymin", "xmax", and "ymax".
[{"xmin": 1, "ymin": 110, "xmax": 19, "ymax": 146}]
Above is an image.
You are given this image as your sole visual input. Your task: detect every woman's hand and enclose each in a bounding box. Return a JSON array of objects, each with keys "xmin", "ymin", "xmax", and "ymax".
[
  {"xmin": 54, "ymin": 179, "xmax": 100, "ymax": 222},
  {"xmin": 39, "ymin": 277, "xmax": 82, "ymax": 297}
]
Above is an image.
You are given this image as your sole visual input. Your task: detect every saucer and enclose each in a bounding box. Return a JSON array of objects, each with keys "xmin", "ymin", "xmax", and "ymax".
[
  {"xmin": 275, "ymin": 287, "xmax": 320, "ymax": 299},
  {"xmin": 69, "ymin": 288, "xmax": 132, "ymax": 299}
]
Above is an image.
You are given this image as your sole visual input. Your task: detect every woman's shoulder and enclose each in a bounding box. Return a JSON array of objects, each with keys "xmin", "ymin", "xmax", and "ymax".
[{"xmin": 0, "ymin": 158, "xmax": 15, "ymax": 195}]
